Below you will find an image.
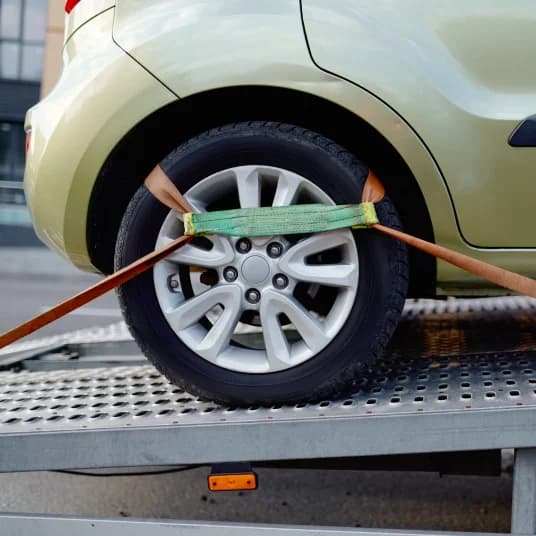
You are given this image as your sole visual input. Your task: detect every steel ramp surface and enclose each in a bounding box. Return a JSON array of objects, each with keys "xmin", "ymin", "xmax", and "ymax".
[{"xmin": 0, "ymin": 297, "xmax": 536, "ymax": 472}]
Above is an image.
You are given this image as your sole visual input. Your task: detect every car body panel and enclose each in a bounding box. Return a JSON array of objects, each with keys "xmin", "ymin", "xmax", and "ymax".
[
  {"xmin": 24, "ymin": 1, "xmax": 536, "ymax": 291},
  {"xmin": 112, "ymin": 0, "xmax": 536, "ymax": 289},
  {"xmin": 301, "ymin": 0, "xmax": 536, "ymax": 248},
  {"xmin": 24, "ymin": 9, "xmax": 176, "ymax": 271},
  {"xmin": 113, "ymin": 0, "xmax": 323, "ymax": 96}
]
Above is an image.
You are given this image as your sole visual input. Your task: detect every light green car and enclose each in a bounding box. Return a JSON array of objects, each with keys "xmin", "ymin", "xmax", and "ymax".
[{"xmin": 24, "ymin": 0, "xmax": 536, "ymax": 404}]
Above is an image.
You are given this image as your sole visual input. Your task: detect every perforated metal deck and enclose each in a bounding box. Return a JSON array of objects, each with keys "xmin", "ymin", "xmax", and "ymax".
[
  {"xmin": 1, "ymin": 350, "xmax": 535, "ymax": 433},
  {"xmin": 1, "ymin": 297, "xmax": 536, "ymax": 474}
]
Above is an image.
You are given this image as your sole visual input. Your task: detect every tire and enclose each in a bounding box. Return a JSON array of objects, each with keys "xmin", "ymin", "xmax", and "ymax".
[{"xmin": 115, "ymin": 122, "xmax": 408, "ymax": 405}]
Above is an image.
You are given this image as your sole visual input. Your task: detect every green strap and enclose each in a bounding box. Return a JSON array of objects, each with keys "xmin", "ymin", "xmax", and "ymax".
[{"xmin": 183, "ymin": 202, "xmax": 378, "ymax": 237}]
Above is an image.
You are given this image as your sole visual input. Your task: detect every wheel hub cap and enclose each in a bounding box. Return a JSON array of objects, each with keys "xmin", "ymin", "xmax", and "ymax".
[{"xmin": 241, "ymin": 255, "xmax": 270, "ymax": 284}]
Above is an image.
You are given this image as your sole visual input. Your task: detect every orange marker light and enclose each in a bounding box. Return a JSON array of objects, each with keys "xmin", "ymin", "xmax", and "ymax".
[
  {"xmin": 208, "ymin": 463, "xmax": 258, "ymax": 492},
  {"xmin": 208, "ymin": 473, "xmax": 257, "ymax": 491}
]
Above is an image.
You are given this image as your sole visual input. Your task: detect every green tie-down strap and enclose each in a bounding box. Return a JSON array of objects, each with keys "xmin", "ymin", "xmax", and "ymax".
[{"xmin": 183, "ymin": 202, "xmax": 378, "ymax": 237}]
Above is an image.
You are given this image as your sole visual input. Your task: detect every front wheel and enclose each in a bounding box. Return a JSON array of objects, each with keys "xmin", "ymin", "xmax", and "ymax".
[{"xmin": 115, "ymin": 122, "xmax": 408, "ymax": 405}]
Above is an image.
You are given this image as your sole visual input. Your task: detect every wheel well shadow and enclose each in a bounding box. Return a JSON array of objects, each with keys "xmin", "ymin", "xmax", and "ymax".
[{"xmin": 87, "ymin": 86, "xmax": 435, "ymax": 297}]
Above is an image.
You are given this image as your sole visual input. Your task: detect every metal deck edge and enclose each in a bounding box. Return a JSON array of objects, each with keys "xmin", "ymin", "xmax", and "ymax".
[
  {"xmin": 1, "ymin": 407, "xmax": 536, "ymax": 472},
  {"xmin": 0, "ymin": 514, "xmax": 506, "ymax": 536}
]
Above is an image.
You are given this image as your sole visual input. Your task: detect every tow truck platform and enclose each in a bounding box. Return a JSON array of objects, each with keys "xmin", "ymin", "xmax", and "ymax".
[{"xmin": 1, "ymin": 297, "xmax": 536, "ymax": 535}]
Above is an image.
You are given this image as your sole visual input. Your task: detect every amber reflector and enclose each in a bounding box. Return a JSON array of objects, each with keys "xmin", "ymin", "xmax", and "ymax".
[{"xmin": 208, "ymin": 472, "xmax": 257, "ymax": 492}]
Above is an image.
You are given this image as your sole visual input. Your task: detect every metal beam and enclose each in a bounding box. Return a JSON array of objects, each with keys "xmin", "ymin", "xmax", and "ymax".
[
  {"xmin": 512, "ymin": 448, "xmax": 536, "ymax": 535},
  {"xmin": 1, "ymin": 409, "xmax": 536, "ymax": 473},
  {"xmin": 0, "ymin": 515, "xmax": 506, "ymax": 536}
]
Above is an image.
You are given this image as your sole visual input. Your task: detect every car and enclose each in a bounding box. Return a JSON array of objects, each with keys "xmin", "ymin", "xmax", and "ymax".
[{"xmin": 24, "ymin": 0, "xmax": 536, "ymax": 405}]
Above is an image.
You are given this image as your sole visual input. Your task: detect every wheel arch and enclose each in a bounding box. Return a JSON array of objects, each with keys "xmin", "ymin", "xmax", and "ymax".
[{"xmin": 87, "ymin": 85, "xmax": 435, "ymax": 296}]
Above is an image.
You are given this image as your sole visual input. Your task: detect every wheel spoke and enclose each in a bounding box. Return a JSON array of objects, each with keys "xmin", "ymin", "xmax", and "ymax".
[
  {"xmin": 182, "ymin": 194, "xmax": 206, "ymax": 214},
  {"xmin": 261, "ymin": 290, "xmax": 329, "ymax": 359},
  {"xmin": 283, "ymin": 297, "xmax": 330, "ymax": 353},
  {"xmin": 272, "ymin": 170, "xmax": 303, "ymax": 207},
  {"xmin": 235, "ymin": 167, "xmax": 261, "ymax": 208},
  {"xmin": 282, "ymin": 262, "xmax": 355, "ymax": 288},
  {"xmin": 197, "ymin": 295, "xmax": 242, "ymax": 360},
  {"xmin": 173, "ymin": 196, "xmax": 206, "ymax": 223},
  {"xmin": 260, "ymin": 292, "xmax": 292, "ymax": 368},
  {"xmin": 166, "ymin": 285, "xmax": 241, "ymax": 331},
  {"xmin": 279, "ymin": 232, "xmax": 358, "ymax": 287},
  {"xmin": 160, "ymin": 234, "xmax": 235, "ymax": 267}
]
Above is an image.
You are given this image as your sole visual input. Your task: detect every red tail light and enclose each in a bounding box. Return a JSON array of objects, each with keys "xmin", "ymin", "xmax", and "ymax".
[
  {"xmin": 65, "ymin": 0, "xmax": 81, "ymax": 13},
  {"xmin": 25, "ymin": 130, "xmax": 32, "ymax": 155}
]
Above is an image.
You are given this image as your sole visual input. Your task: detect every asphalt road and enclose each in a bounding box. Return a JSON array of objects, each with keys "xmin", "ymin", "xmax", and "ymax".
[
  {"xmin": 0, "ymin": 245, "xmax": 122, "ymax": 341},
  {"xmin": 0, "ymin": 249, "xmax": 513, "ymax": 531},
  {"xmin": 0, "ymin": 468, "xmax": 513, "ymax": 532},
  {"xmin": 0, "ymin": 273, "xmax": 121, "ymax": 340}
]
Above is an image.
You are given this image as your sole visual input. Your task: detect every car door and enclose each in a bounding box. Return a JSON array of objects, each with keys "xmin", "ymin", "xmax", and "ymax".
[{"xmin": 301, "ymin": 0, "xmax": 536, "ymax": 248}]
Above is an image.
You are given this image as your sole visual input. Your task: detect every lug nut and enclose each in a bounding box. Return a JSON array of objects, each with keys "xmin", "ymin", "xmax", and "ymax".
[
  {"xmin": 223, "ymin": 266, "xmax": 238, "ymax": 282},
  {"xmin": 236, "ymin": 238, "xmax": 251, "ymax": 253},
  {"xmin": 246, "ymin": 288, "xmax": 261, "ymax": 304},
  {"xmin": 168, "ymin": 276, "xmax": 180, "ymax": 290},
  {"xmin": 267, "ymin": 242, "xmax": 283, "ymax": 258},
  {"xmin": 273, "ymin": 274, "xmax": 289, "ymax": 289}
]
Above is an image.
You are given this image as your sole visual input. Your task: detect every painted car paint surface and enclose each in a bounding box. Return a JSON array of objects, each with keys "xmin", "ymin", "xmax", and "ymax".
[{"xmin": 24, "ymin": 0, "xmax": 536, "ymax": 291}]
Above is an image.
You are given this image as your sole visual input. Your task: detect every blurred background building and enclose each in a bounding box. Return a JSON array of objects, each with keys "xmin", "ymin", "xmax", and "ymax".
[{"xmin": 0, "ymin": 0, "xmax": 64, "ymax": 245}]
